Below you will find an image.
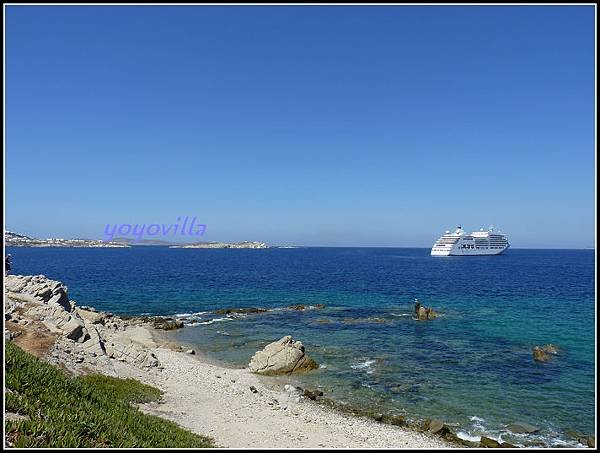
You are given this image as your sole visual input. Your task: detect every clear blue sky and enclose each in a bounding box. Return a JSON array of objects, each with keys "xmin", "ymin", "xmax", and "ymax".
[{"xmin": 5, "ymin": 5, "xmax": 596, "ymax": 248}]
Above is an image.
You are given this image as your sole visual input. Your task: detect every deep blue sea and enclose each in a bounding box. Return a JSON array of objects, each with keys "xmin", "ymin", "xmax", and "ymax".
[{"xmin": 7, "ymin": 246, "xmax": 596, "ymax": 447}]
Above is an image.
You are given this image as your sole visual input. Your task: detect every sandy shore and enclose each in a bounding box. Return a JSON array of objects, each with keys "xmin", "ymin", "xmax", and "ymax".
[{"xmin": 114, "ymin": 337, "xmax": 451, "ymax": 448}]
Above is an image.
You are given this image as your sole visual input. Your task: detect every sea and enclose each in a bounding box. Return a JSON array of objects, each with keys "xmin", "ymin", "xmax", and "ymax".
[{"xmin": 6, "ymin": 246, "xmax": 596, "ymax": 447}]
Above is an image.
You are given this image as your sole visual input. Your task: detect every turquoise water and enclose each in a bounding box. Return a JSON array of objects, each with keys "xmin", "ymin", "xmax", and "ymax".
[{"xmin": 7, "ymin": 246, "xmax": 595, "ymax": 446}]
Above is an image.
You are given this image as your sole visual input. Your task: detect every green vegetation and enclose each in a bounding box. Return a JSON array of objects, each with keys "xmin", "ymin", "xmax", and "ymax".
[
  {"xmin": 80, "ymin": 375, "xmax": 162, "ymax": 404},
  {"xmin": 5, "ymin": 342, "xmax": 214, "ymax": 448}
]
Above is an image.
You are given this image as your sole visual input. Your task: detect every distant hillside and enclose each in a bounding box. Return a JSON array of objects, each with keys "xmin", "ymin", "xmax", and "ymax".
[{"xmin": 4, "ymin": 231, "xmax": 128, "ymax": 248}]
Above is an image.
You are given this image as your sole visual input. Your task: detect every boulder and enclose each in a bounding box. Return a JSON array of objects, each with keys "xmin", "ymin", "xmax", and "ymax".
[
  {"xmin": 428, "ymin": 419, "xmax": 450, "ymax": 435},
  {"xmin": 248, "ymin": 335, "xmax": 319, "ymax": 375}
]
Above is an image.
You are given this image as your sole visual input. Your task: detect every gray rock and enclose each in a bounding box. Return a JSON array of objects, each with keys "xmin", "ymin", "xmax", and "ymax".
[
  {"xmin": 428, "ymin": 419, "xmax": 449, "ymax": 435},
  {"xmin": 248, "ymin": 336, "xmax": 319, "ymax": 376},
  {"xmin": 47, "ymin": 292, "xmax": 70, "ymax": 311},
  {"xmin": 61, "ymin": 317, "xmax": 87, "ymax": 342},
  {"xmin": 303, "ymin": 389, "xmax": 323, "ymax": 400},
  {"xmin": 76, "ymin": 308, "xmax": 105, "ymax": 325},
  {"xmin": 480, "ymin": 436, "xmax": 501, "ymax": 448}
]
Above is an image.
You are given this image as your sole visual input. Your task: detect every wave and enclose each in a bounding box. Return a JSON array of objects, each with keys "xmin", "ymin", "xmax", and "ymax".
[
  {"xmin": 174, "ymin": 311, "xmax": 209, "ymax": 318},
  {"xmin": 456, "ymin": 431, "xmax": 481, "ymax": 443},
  {"xmin": 351, "ymin": 359, "xmax": 375, "ymax": 374}
]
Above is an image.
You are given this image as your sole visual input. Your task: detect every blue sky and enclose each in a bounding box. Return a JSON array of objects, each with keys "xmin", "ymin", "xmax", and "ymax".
[{"xmin": 5, "ymin": 5, "xmax": 596, "ymax": 248}]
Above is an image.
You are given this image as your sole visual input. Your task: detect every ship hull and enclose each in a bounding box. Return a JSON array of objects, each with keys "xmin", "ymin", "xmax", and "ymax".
[{"xmin": 431, "ymin": 245, "xmax": 509, "ymax": 256}]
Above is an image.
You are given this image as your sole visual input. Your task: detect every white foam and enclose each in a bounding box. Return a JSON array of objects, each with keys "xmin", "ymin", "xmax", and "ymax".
[
  {"xmin": 351, "ymin": 359, "xmax": 375, "ymax": 374},
  {"xmin": 197, "ymin": 317, "xmax": 233, "ymax": 325},
  {"xmin": 456, "ymin": 431, "xmax": 481, "ymax": 443},
  {"xmin": 175, "ymin": 311, "xmax": 209, "ymax": 319}
]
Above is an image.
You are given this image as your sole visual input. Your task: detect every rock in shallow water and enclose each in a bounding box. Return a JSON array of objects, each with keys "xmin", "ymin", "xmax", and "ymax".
[
  {"xmin": 532, "ymin": 344, "xmax": 559, "ymax": 362},
  {"xmin": 506, "ymin": 422, "xmax": 540, "ymax": 434},
  {"xmin": 479, "ymin": 436, "xmax": 501, "ymax": 448},
  {"xmin": 248, "ymin": 335, "xmax": 319, "ymax": 375},
  {"xmin": 414, "ymin": 300, "xmax": 437, "ymax": 320},
  {"xmin": 427, "ymin": 419, "xmax": 449, "ymax": 435}
]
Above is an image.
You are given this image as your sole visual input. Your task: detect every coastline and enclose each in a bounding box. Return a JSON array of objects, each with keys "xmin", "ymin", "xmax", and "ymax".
[{"xmin": 4, "ymin": 274, "xmax": 453, "ymax": 448}]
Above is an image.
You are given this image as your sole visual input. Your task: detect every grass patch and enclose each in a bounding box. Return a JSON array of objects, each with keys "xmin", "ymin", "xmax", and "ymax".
[
  {"xmin": 80, "ymin": 375, "xmax": 162, "ymax": 404},
  {"xmin": 5, "ymin": 342, "xmax": 214, "ymax": 448}
]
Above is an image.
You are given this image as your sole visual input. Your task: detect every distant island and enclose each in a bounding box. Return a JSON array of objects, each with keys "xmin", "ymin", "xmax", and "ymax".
[
  {"xmin": 170, "ymin": 241, "xmax": 269, "ymax": 249},
  {"xmin": 5, "ymin": 231, "xmax": 272, "ymax": 249}
]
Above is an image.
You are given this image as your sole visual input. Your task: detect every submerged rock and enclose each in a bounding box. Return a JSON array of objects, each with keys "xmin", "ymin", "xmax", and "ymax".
[
  {"xmin": 315, "ymin": 318, "xmax": 332, "ymax": 324},
  {"xmin": 382, "ymin": 414, "xmax": 406, "ymax": 426},
  {"xmin": 342, "ymin": 317, "xmax": 387, "ymax": 324},
  {"xmin": 288, "ymin": 304, "xmax": 326, "ymax": 311},
  {"xmin": 248, "ymin": 335, "xmax": 319, "ymax": 375},
  {"xmin": 506, "ymin": 422, "xmax": 540, "ymax": 434},
  {"xmin": 214, "ymin": 307, "xmax": 268, "ymax": 315}
]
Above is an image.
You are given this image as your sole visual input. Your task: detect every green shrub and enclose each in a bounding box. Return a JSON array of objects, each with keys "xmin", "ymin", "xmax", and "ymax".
[{"xmin": 5, "ymin": 342, "xmax": 214, "ymax": 448}]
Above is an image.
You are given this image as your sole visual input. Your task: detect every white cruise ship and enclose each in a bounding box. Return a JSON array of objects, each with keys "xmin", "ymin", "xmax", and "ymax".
[{"xmin": 431, "ymin": 226, "xmax": 509, "ymax": 256}]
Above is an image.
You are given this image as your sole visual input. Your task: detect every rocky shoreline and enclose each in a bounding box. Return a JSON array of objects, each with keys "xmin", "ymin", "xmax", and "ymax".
[{"xmin": 3, "ymin": 274, "xmax": 458, "ymax": 448}]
